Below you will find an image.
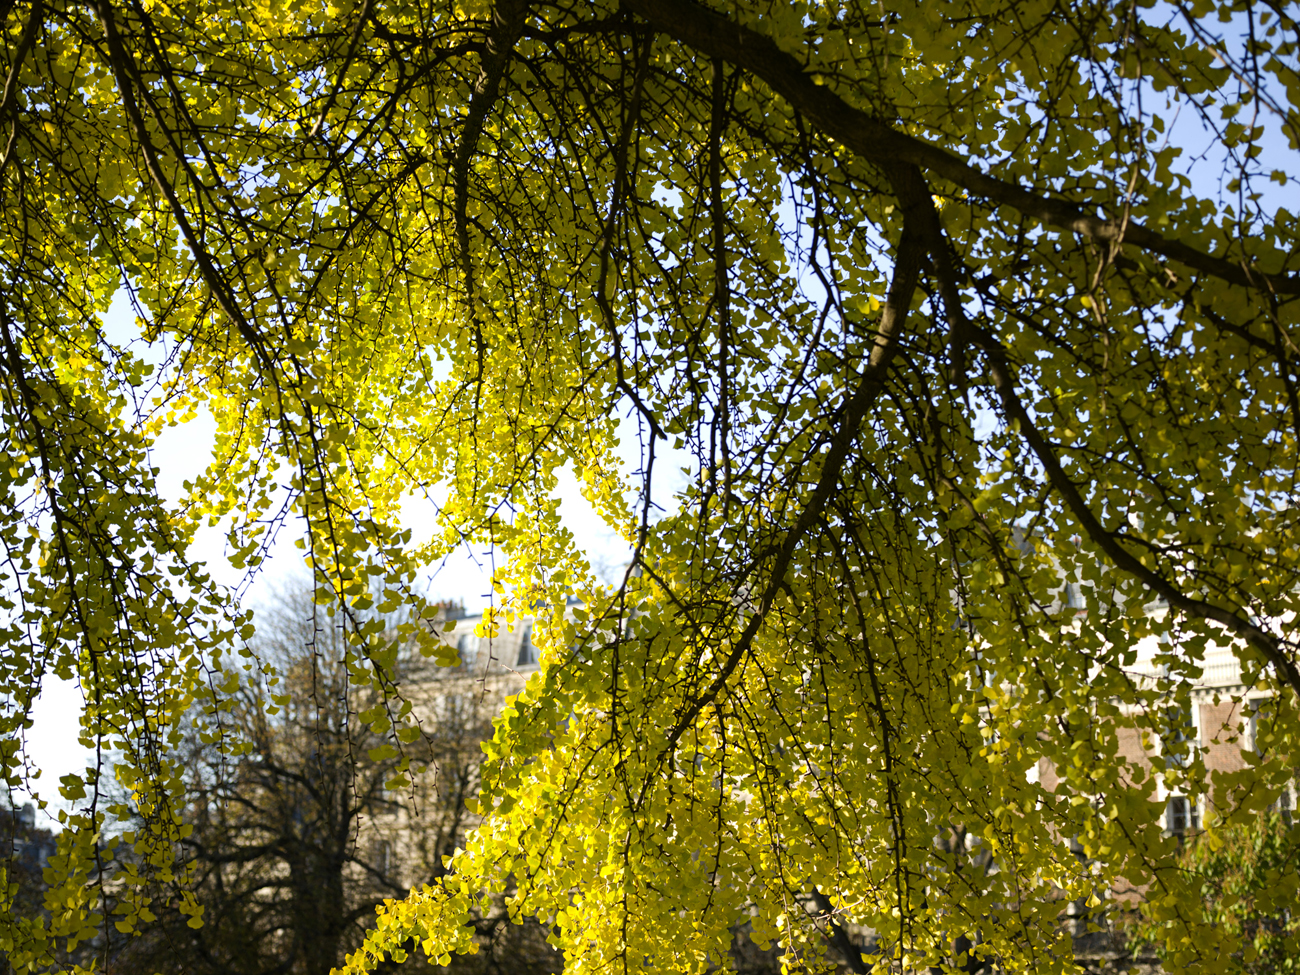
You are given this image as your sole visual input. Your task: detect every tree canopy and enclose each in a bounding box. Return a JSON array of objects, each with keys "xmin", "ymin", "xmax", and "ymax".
[{"xmin": 2, "ymin": 0, "xmax": 1300, "ymax": 972}]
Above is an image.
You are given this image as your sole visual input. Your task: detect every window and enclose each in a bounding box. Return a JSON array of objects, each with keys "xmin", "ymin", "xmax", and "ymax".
[
  {"xmin": 1155, "ymin": 700, "xmax": 1201, "ymax": 835},
  {"xmin": 1247, "ymin": 697, "xmax": 1278, "ymax": 757},
  {"xmin": 516, "ymin": 626, "xmax": 535, "ymax": 667},
  {"xmin": 1165, "ymin": 795, "xmax": 1200, "ymax": 834},
  {"xmin": 1158, "ymin": 703, "xmax": 1197, "ymax": 771},
  {"xmin": 1247, "ymin": 697, "xmax": 1298, "ymax": 821}
]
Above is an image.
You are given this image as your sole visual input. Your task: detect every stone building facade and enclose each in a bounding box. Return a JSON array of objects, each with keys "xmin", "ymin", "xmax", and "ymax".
[{"xmin": 1033, "ymin": 611, "xmax": 1296, "ymax": 836}]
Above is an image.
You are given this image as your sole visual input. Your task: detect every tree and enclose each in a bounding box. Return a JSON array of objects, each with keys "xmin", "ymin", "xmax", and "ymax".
[
  {"xmin": 96, "ymin": 590, "xmax": 432, "ymax": 975},
  {"xmin": 1, "ymin": 800, "xmax": 59, "ymax": 974},
  {"xmin": 1, "ymin": 0, "xmax": 1299, "ymax": 972},
  {"xmin": 1126, "ymin": 812, "xmax": 1300, "ymax": 975},
  {"xmin": 94, "ymin": 588, "xmax": 517, "ymax": 975}
]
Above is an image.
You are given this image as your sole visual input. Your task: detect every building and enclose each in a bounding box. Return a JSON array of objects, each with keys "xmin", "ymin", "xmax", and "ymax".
[{"xmin": 1033, "ymin": 605, "xmax": 1297, "ymax": 836}]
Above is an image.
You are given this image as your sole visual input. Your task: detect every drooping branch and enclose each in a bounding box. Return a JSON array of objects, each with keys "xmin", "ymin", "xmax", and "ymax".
[
  {"xmin": 621, "ymin": 0, "xmax": 1300, "ymax": 295},
  {"xmin": 96, "ymin": 0, "xmax": 269, "ymax": 365},
  {"xmin": 706, "ymin": 57, "xmax": 734, "ymax": 520},
  {"xmin": 452, "ymin": 0, "xmax": 529, "ymax": 305},
  {"xmin": 914, "ymin": 194, "xmax": 1300, "ymax": 697},
  {"xmin": 656, "ymin": 163, "xmax": 933, "ymax": 762},
  {"xmin": 983, "ymin": 334, "xmax": 1300, "ymax": 697}
]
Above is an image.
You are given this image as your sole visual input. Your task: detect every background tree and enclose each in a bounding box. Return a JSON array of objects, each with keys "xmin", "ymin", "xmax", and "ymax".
[
  {"xmin": 1126, "ymin": 812, "xmax": 1300, "ymax": 975},
  {"xmin": 99, "ymin": 589, "xmax": 513, "ymax": 975},
  {"xmin": 1, "ymin": 799, "xmax": 59, "ymax": 975},
  {"xmin": 1, "ymin": 0, "xmax": 1300, "ymax": 973}
]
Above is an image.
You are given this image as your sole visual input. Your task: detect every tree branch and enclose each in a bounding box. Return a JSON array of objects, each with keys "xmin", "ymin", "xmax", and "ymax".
[
  {"xmin": 308, "ymin": 0, "xmax": 375, "ymax": 139},
  {"xmin": 96, "ymin": 0, "xmax": 269, "ymax": 365},
  {"xmin": 621, "ymin": 0, "xmax": 1300, "ymax": 295},
  {"xmin": 453, "ymin": 0, "xmax": 529, "ymax": 304},
  {"xmin": 981, "ymin": 335, "xmax": 1300, "ymax": 697},
  {"xmin": 917, "ymin": 198, "xmax": 1300, "ymax": 697},
  {"xmin": 810, "ymin": 888, "xmax": 871, "ymax": 975},
  {"xmin": 656, "ymin": 163, "xmax": 932, "ymax": 761},
  {"xmin": 0, "ymin": 0, "xmax": 41, "ymax": 123}
]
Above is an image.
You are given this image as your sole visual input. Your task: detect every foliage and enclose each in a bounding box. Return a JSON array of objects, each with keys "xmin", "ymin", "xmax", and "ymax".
[
  {"xmin": 1, "ymin": 801, "xmax": 58, "ymax": 966},
  {"xmin": 1127, "ymin": 812, "xmax": 1300, "ymax": 975},
  {"xmin": 1, "ymin": 0, "xmax": 1300, "ymax": 973}
]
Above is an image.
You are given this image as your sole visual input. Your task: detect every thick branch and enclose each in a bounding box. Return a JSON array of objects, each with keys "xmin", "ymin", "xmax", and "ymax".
[
  {"xmin": 0, "ymin": 0, "xmax": 41, "ymax": 123},
  {"xmin": 96, "ymin": 0, "xmax": 268, "ymax": 363},
  {"xmin": 453, "ymin": 0, "xmax": 528, "ymax": 301},
  {"xmin": 985, "ymin": 342, "xmax": 1300, "ymax": 696},
  {"xmin": 810, "ymin": 889, "xmax": 871, "ymax": 975},
  {"xmin": 621, "ymin": 0, "xmax": 1300, "ymax": 295},
  {"xmin": 900, "ymin": 182, "xmax": 1300, "ymax": 695}
]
